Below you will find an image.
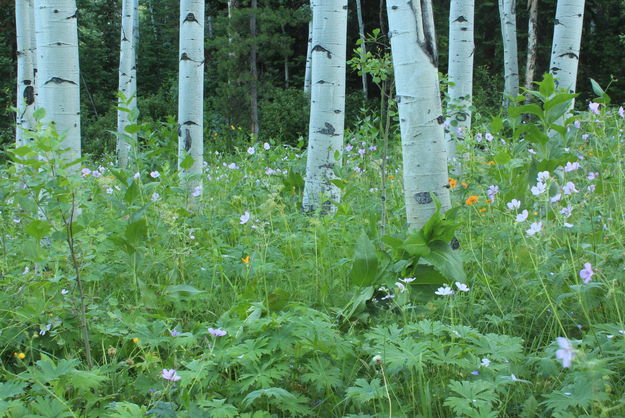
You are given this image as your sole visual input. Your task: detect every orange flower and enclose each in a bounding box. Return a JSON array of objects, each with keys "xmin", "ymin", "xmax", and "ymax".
[
  {"xmin": 487, "ymin": 161, "xmax": 496, "ymax": 166},
  {"xmin": 465, "ymin": 196, "xmax": 479, "ymax": 205},
  {"xmin": 479, "ymin": 208, "xmax": 487, "ymax": 213},
  {"xmin": 388, "ymin": 175, "xmax": 395, "ymax": 180},
  {"xmin": 461, "ymin": 182, "xmax": 468, "ymax": 188},
  {"xmin": 241, "ymin": 255, "xmax": 250, "ymax": 264},
  {"xmin": 448, "ymin": 177, "xmax": 458, "ymax": 188}
]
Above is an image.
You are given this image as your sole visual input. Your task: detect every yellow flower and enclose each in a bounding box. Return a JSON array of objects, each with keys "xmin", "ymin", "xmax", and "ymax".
[
  {"xmin": 132, "ymin": 337, "xmax": 139, "ymax": 344},
  {"xmin": 487, "ymin": 161, "xmax": 496, "ymax": 166},
  {"xmin": 465, "ymin": 196, "xmax": 479, "ymax": 206},
  {"xmin": 16, "ymin": 352, "xmax": 26, "ymax": 360},
  {"xmin": 230, "ymin": 125, "xmax": 236, "ymax": 130},
  {"xmin": 241, "ymin": 255, "xmax": 250, "ymax": 264},
  {"xmin": 388, "ymin": 175, "xmax": 395, "ymax": 180},
  {"xmin": 448, "ymin": 177, "xmax": 458, "ymax": 188}
]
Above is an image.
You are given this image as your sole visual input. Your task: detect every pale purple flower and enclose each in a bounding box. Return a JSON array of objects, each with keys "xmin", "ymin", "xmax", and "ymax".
[
  {"xmin": 435, "ymin": 286, "xmax": 455, "ymax": 296},
  {"xmin": 537, "ymin": 171, "xmax": 550, "ymax": 182},
  {"xmin": 507, "ymin": 199, "xmax": 521, "ymax": 210},
  {"xmin": 526, "ymin": 222, "xmax": 543, "ymax": 236},
  {"xmin": 579, "ymin": 262, "xmax": 594, "ymax": 284},
  {"xmin": 191, "ymin": 186, "xmax": 202, "ymax": 198},
  {"xmin": 369, "ymin": 145, "xmax": 377, "ymax": 151},
  {"xmin": 106, "ymin": 187, "xmax": 114, "ymax": 195},
  {"xmin": 560, "ymin": 206, "xmax": 573, "ymax": 218},
  {"xmin": 475, "ymin": 133, "xmax": 483, "ymax": 143},
  {"xmin": 345, "ymin": 144, "xmax": 353, "ymax": 152},
  {"xmin": 265, "ymin": 167, "xmax": 276, "ymax": 175},
  {"xmin": 480, "ymin": 358, "xmax": 491, "ymax": 367},
  {"xmin": 39, "ymin": 323, "xmax": 52, "ymax": 336},
  {"xmin": 395, "ymin": 282, "xmax": 406, "ymax": 293},
  {"xmin": 92, "ymin": 170, "xmax": 101, "ymax": 178},
  {"xmin": 239, "ymin": 211, "xmax": 250, "ymax": 224},
  {"xmin": 353, "ymin": 166, "xmax": 364, "ymax": 174},
  {"xmin": 531, "ymin": 182, "xmax": 547, "ymax": 196},
  {"xmin": 81, "ymin": 168, "xmax": 91, "ymax": 177},
  {"xmin": 61, "ymin": 289, "xmax": 69, "ymax": 295},
  {"xmin": 247, "ymin": 147, "xmax": 255, "ymax": 155},
  {"xmin": 587, "ymin": 184, "xmax": 596, "ymax": 192},
  {"xmin": 358, "ymin": 148, "xmax": 366, "ymax": 157},
  {"xmin": 550, "ymin": 193, "xmax": 562, "ymax": 203},
  {"xmin": 134, "ymin": 172, "xmax": 140, "ymax": 179},
  {"xmin": 555, "ymin": 337, "xmax": 575, "ymax": 368},
  {"xmin": 587, "ymin": 172, "xmax": 599, "ymax": 180},
  {"xmin": 170, "ymin": 330, "xmax": 182, "ymax": 337},
  {"xmin": 263, "ymin": 142, "xmax": 271, "ymax": 150},
  {"xmin": 574, "ymin": 120, "xmax": 581, "ymax": 129},
  {"xmin": 227, "ymin": 163, "xmax": 239, "ymax": 170},
  {"xmin": 516, "ymin": 210, "xmax": 529, "ymax": 223},
  {"xmin": 487, "ymin": 185, "xmax": 499, "ymax": 201},
  {"xmin": 455, "ymin": 282, "xmax": 470, "ymax": 292},
  {"xmin": 161, "ymin": 369, "xmax": 181, "ymax": 381},
  {"xmin": 150, "ymin": 171, "xmax": 160, "ymax": 178},
  {"xmin": 471, "ymin": 370, "xmax": 479, "ymax": 376},
  {"xmin": 564, "ymin": 222, "xmax": 574, "ymax": 228},
  {"xmin": 564, "ymin": 161, "xmax": 580, "ymax": 172},
  {"xmin": 582, "ymin": 134, "xmax": 589, "ymax": 140},
  {"xmin": 562, "ymin": 181, "xmax": 578, "ymax": 195},
  {"xmin": 528, "ymin": 148, "xmax": 536, "ymax": 154},
  {"xmin": 619, "ymin": 106, "xmax": 625, "ymax": 118},
  {"xmin": 589, "ymin": 102, "xmax": 600, "ymax": 115},
  {"xmin": 151, "ymin": 192, "xmax": 160, "ymax": 202},
  {"xmin": 485, "ymin": 133, "xmax": 494, "ymax": 142},
  {"xmin": 208, "ymin": 327, "xmax": 227, "ymax": 337}
]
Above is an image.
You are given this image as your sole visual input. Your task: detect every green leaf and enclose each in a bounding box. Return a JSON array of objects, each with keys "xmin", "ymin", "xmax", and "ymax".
[
  {"xmin": 164, "ymin": 284, "xmax": 206, "ymax": 296},
  {"xmin": 0, "ymin": 381, "xmax": 27, "ymax": 400},
  {"xmin": 402, "ymin": 230, "xmax": 430, "ymax": 257},
  {"xmin": 180, "ymin": 154, "xmax": 194, "ymax": 170},
  {"xmin": 508, "ymin": 104, "xmax": 544, "ymax": 120},
  {"xmin": 589, "ymin": 78, "xmax": 605, "ymax": 97},
  {"xmin": 350, "ymin": 232, "xmax": 379, "ymax": 287},
  {"xmin": 25, "ymin": 219, "xmax": 52, "ymax": 240},
  {"xmin": 124, "ymin": 180, "xmax": 140, "ymax": 204},
  {"xmin": 538, "ymin": 73, "xmax": 555, "ymax": 98},
  {"xmin": 124, "ymin": 124, "xmax": 141, "ymax": 134},
  {"xmin": 33, "ymin": 107, "xmax": 46, "ymax": 121},
  {"xmin": 125, "ymin": 219, "xmax": 147, "ymax": 245},
  {"xmin": 422, "ymin": 241, "xmax": 465, "ymax": 283},
  {"xmin": 489, "ymin": 116, "xmax": 504, "ymax": 133}
]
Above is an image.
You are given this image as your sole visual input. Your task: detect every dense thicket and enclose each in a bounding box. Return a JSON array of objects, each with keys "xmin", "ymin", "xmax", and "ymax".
[{"xmin": 2, "ymin": 0, "xmax": 624, "ymax": 154}]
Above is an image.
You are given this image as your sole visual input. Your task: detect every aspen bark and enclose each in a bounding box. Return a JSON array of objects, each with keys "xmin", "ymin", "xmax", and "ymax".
[
  {"xmin": 16, "ymin": 0, "xmax": 37, "ymax": 146},
  {"xmin": 445, "ymin": 0, "xmax": 474, "ymax": 169},
  {"xmin": 387, "ymin": 0, "xmax": 451, "ymax": 230},
  {"xmin": 117, "ymin": 0, "xmax": 138, "ymax": 168},
  {"xmin": 498, "ymin": 0, "xmax": 519, "ymax": 107},
  {"xmin": 304, "ymin": 13, "xmax": 313, "ymax": 93},
  {"xmin": 524, "ymin": 0, "xmax": 538, "ymax": 92},
  {"xmin": 178, "ymin": 0, "xmax": 205, "ymax": 193},
  {"xmin": 302, "ymin": 0, "xmax": 348, "ymax": 214},
  {"xmin": 34, "ymin": 0, "xmax": 81, "ymax": 164},
  {"xmin": 250, "ymin": 0, "xmax": 259, "ymax": 137},
  {"xmin": 549, "ymin": 0, "xmax": 585, "ymax": 104},
  {"xmin": 355, "ymin": 0, "xmax": 368, "ymax": 99}
]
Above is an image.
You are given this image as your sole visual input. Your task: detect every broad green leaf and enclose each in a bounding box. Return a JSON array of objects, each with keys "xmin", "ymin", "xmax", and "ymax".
[
  {"xmin": 164, "ymin": 284, "xmax": 206, "ymax": 296},
  {"xmin": 125, "ymin": 219, "xmax": 147, "ymax": 245},
  {"xmin": 180, "ymin": 154, "xmax": 194, "ymax": 170},
  {"xmin": 124, "ymin": 180, "xmax": 140, "ymax": 204},
  {"xmin": 350, "ymin": 232, "xmax": 379, "ymax": 287},
  {"xmin": 25, "ymin": 219, "xmax": 51, "ymax": 240},
  {"xmin": 402, "ymin": 230, "xmax": 430, "ymax": 257},
  {"xmin": 422, "ymin": 241, "xmax": 466, "ymax": 283}
]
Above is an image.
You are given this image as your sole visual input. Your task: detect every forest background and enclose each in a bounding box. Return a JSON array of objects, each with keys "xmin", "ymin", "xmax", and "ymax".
[{"xmin": 1, "ymin": 0, "xmax": 624, "ymax": 152}]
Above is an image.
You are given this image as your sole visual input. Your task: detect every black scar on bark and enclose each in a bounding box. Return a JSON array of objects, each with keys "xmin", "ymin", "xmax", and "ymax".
[
  {"xmin": 453, "ymin": 15, "xmax": 467, "ymax": 23},
  {"xmin": 414, "ymin": 192, "xmax": 433, "ymax": 204},
  {"xmin": 437, "ymin": 115, "xmax": 445, "ymax": 124},
  {"xmin": 24, "ymin": 86, "xmax": 35, "ymax": 105},
  {"xmin": 312, "ymin": 44, "xmax": 332, "ymax": 59},
  {"xmin": 558, "ymin": 52, "xmax": 579, "ymax": 60},
  {"xmin": 318, "ymin": 122, "xmax": 336, "ymax": 136},
  {"xmin": 554, "ymin": 18, "xmax": 561, "ymax": 25},
  {"xmin": 184, "ymin": 13, "xmax": 199, "ymax": 24},
  {"xmin": 184, "ymin": 129, "xmax": 192, "ymax": 152},
  {"xmin": 45, "ymin": 77, "xmax": 77, "ymax": 85},
  {"xmin": 180, "ymin": 52, "xmax": 191, "ymax": 61},
  {"xmin": 551, "ymin": 66, "xmax": 561, "ymax": 73},
  {"xmin": 67, "ymin": 10, "xmax": 78, "ymax": 19}
]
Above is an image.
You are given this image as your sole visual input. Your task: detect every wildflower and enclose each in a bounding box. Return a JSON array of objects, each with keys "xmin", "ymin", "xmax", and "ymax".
[
  {"xmin": 579, "ymin": 262, "xmax": 594, "ymax": 284},
  {"xmin": 61, "ymin": 289, "xmax": 69, "ymax": 295},
  {"xmin": 170, "ymin": 330, "xmax": 182, "ymax": 337},
  {"xmin": 247, "ymin": 147, "xmax": 255, "ymax": 155},
  {"xmin": 588, "ymin": 102, "xmax": 600, "ymax": 115},
  {"xmin": 481, "ymin": 358, "xmax": 491, "ymax": 367},
  {"xmin": 151, "ymin": 192, "xmax": 160, "ymax": 202},
  {"xmin": 369, "ymin": 145, "xmax": 377, "ymax": 151},
  {"xmin": 358, "ymin": 148, "xmax": 366, "ymax": 157},
  {"xmin": 399, "ymin": 277, "xmax": 416, "ymax": 284},
  {"xmin": 239, "ymin": 211, "xmax": 250, "ymax": 224},
  {"xmin": 345, "ymin": 144, "xmax": 353, "ymax": 152},
  {"xmin": 448, "ymin": 177, "xmax": 458, "ymax": 188},
  {"xmin": 485, "ymin": 133, "xmax": 494, "ymax": 142},
  {"xmin": 475, "ymin": 133, "xmax": 483, "ymax": 142},
  {"xmin": 537, "ymin": 171, "xmax": 550, "ymax": 182},
  {"xmin": 39, "ymin": 324, "xmax": 52, "ymax": 336},
  {"xmin": 619, "ymin": 106, "xmax": 625, "ymax": 118},
  {"xmin": 471, "ymin": 370, "xmax": 479, "ymax": 376},
  {"xmin": 465, "ymin": 196, "xmax": 479, "ymax": 205},
  {"xmin": 531, "ymin": 182, "xmax": 546, "ymax": 196},
  {"xmin": 587, "ymin": 172, "xmax": 599, "ymax": 180},
  {"xmin": 227, "ymin": 163, "xmax": 239, "ymax": 170},
  {"xmin": 528, "ymin": 148, "xmax": 536, "ymax": 154},
  {"xmin": 455, "ymin": 282, "xmax": 470, "ymax": 292},
  {"xmin": 574, "ymin": 120, "xmax": 581, "ymax": 129},
  {"xmin": 191, "ymin": 185, "xmax": 202, "ymax": 198},
  {"xmin": 161, "ymin": 369, "xmax": 181, "ymax": 382},
  {"xmin": 230, "ymin": 125, "xmax": 236, "ymax": 130},
  {"xmin": 515, "ymin": 210, "xmax": 529, "ymax": 222},
  {"xmin": 550, "ymin": 193, "xmax": 562, "ymax": 203},
  {"xmin": 587, "ymin": 184, "xmax": 596, "ymax": 192},
  {"xmin": 372, "ymin": 355, "xmax": 382, "ymax": 364},
  {"xmin": 395, "ymin": 282, "xmax": 406, "ymax": 293},
  {"xmin": 487, "ymin": 161, "xmax": 495, "ymax": 166},
  {"xmin": 81, "ymin": 168, "xmax": 91, "ymax": 177},
  {"xmin": 134, "ymin": 172, "xmax": 140, "ymax": 179},
  {"xmin": 241, "ymin": 255, "xmax": 250, "ymax": 264},
  {"xmin": 564, "ymin": 161, "xmax": 580, "ymax": 172},
  {"xmin": 507, "ymin": 199, "xmax": 521, "ymax": 210},
  {"xmin": 461, "ymin": 182, "xmax": 468, "ymax": 188},
  {"xmin": 150, "ymin": 171, "xmax": 160, "ymax": 178},
  {"xmin": 106, "ymin": 188, "xmax": 114, "ymax": 195},
  {"xmin": 560, "ymin": 206, "xmax": 573, "ymax": 218},
  {"xmin": 15, "ymin": 352, "xmax": 26, "ymax": 360},
  {"xmin": 555, "ymin": 337, "xmax": 575, "ymax": 368},
  {"xmin": 479, "ymin": 208, "xmax": 487, "ymax": 213},
  {"xmin": 564, "ymin": 222, "xmax": 574, "ymax": 228},
  {"xmin": 434, "ymin": 286, "xmax": 455, "ymax": 296},
  {"xmin": 526, "ymin": 222, "xmax": 543, "ymax": 236},
  {"xmin": 208, "ymin": 327, "xmax": 227, "ymax": 337},
  {"xmin": 132, "ymin": 337, "xmax": 139, "ymax": 344},
  {"xmin": 581, "ymin": 134, "xmax": 589, "ymax": 140},
  {"xmin": 92, "ymin": 170, "xmax": 102, "ymax": 178},
  {"xmin": 562, "ymin": 181, "xmax": 578, "ymax": 195},
  {"xmin": 487, "ymin": 185, "xmax": 499, "ymax": 201}
]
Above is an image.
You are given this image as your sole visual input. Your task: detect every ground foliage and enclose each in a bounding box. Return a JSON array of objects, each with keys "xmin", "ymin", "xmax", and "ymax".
[{"xmin": 1, "ymin": 79, "xmax": 625, "ymax": 416}]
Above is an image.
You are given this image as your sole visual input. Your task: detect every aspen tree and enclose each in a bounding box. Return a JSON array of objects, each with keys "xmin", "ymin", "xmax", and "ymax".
[
  {"xmin": 117, "ymin": 0, "xmax": 138, "ymax": 168},
  {"xmin": 498, "ymin": 0, "xmax": 519, "ymax": 107},
  {"xmin": 387, "ymin": 0, "xmax": 451, "ymax": 229},
  {"xmin": 16, "ymin": 0, "xmax": 37, "ymax": 146}
]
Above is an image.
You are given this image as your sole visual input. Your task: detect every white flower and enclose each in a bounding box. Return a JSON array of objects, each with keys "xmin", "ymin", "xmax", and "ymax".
[
  {"xmin": 435, "ymin": 286, "xmax": 455, "ymax": 296},
  {"xmin": 515, "ymin": 210, "xmax": 529, "ymax": 223},
  {"xmin": 531, "ymin": 182, "xmax": 547, "ymax": 196},
  {"xmin": 562, "ymin": 181, "xmax": 578, "ymax": 195},
  {"xmin": 455, "ymin": 282, "xmax": 470, "ymax": 292},
  {"xmin": 507, "ymin": 199, "xmax": 521, "ymax": 210},
  {"xmin": 395, "ymin": 282, "xmax": 406, "ymax": 293},
  {"xmin": 564, "ymin": 161, "xmax": 580, "ymax": 172},
  {"xmin": 150, "ymin": 171, "xmax": 160, "ymax": 178},
  {"xmin": 526, "ymin": 222, "xmax": 543, "ymax": 236},
  {"xmin": 555, "ymin": 337, "xmax": 575, "ymax": 368},
  {"xmin": 399, "ymin": 277, "xmax": 416, "ymax": 284},
  {"xmin": 239, "ymin": 211, "xmax": 250, "ymax": 224},
  {"xmin": 133, "ymin": 172, "xmax": 140, "ymax": 179},
  {"xmin": 537, "ymin": 171, "xmax": 550, "ymax": 182},
  {"xmin": 106, "ymin": 188, "xmax": 114, "ymax": 195},
  {"xmin": 480, "ymin": 358, "xmax": 491, "ymax": 367},
  {"xmin": 151, "ymin": 192, "xmax": 161, "ymax": 202},
  {"xmin": 550, "ymin": 193, "xmax": 562, "ymax": 203},
  {"xmin": 247, "ymin": 147, "xmax": 255, "ymax": 155},
  {"xmin": 61, "ymin": 289, "xmax": 69, "ymax": 295},
  {"xmin": 263, "ymin": 142, "xmax": 271, "ymax": 150},
  {"xmin": 191, "ymin": 185, "xmax": 202, "ymax": 197}
]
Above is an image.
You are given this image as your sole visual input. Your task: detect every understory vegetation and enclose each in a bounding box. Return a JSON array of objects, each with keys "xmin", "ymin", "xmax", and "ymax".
[{"xmin": 1, "ymin": 79, "xmax": 625, "ymax": 417}]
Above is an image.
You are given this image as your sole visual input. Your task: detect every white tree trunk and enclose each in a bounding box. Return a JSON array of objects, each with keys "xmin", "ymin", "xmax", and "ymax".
[
  {"xmin": 498, "ymin": 0, "xmax": 519, "ymax": 107},
  {"xmin": 303, "ymin": 15, "xmax": 313, "ymax": 94},
  {"xmin": 524, "ymin": 0, "xmax": 538, "ymax": 92},
  {"xmin": 34, "ymin": 0, "xmax": 81, "ymax": 163},
  {"xmin": 445, "ymin": 0, "xmax": 475, "ymax": 169},
  {"xmin": 355, "ymin": 0, "xmax": 368, "ymax": 99},
  {"xmin": 117, "ymin": 0, "xmax": 138, "ymax": 168},
  {"xmin": 16, "ymin": 0, "xmax": 37, "ymax": 147},
  {"xmin": 178, "ymin": 0, "xmax": 205, "ymax": 193},
  {"xmin": 387, "ymin": 0, "xmax": 451, "ymax": 230},
  {"xmin": 549, "ymin": 0, "xmax": 585, "ymax": 101},
  {"xmin": 302, "ymin": 0, "xmax": 347, "ymax": 214}
]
